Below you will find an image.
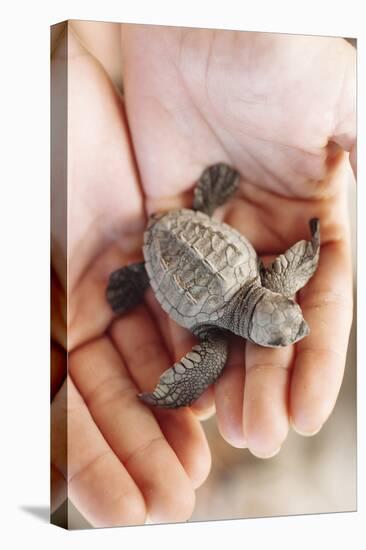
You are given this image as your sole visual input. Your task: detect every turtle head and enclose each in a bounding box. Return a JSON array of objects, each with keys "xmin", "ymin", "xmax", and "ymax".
[{"xmin": 248, "ymin": 292, "xmax": 309, "ymax": 347}]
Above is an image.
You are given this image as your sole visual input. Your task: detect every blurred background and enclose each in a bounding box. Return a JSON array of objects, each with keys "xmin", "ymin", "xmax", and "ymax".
[{"xmin": 52, "ymin": 21, "xmax": 356, "ymax": 528}]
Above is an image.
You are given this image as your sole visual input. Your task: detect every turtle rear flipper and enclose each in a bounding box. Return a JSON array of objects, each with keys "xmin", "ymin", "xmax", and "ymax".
[
  {"xmin": 139, "ymin": 328, "xmax": 227, "ymax": 408},
  {"xmin": 260, "ymin": 218, "xmax": 320, "ymax": 297},
  {"xmin": 193, "ymin": 163, "xmax": 239, "ymax": 216}
]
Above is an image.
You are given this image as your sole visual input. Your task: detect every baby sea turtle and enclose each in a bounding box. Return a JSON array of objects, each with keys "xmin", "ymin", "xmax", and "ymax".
[{"xmin": 106, "ymin": 164, "xmax": 320, "ymax": 409}]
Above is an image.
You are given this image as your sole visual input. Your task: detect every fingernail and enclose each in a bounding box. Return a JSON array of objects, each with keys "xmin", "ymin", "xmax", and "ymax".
[
  {"xmin": 228, "ymin": 435, "xmax": 248, "ymax": 449},
  {"xmin": 193, "ymin": 404, "xmax": 216, "ymax": 421},
  {"xmin": 292, "ymin": 423, "xmax": 323, "ymax": 437},
  {"xmin": 249, "ymin": 444, "xmax": 282, "ymax": 459}
]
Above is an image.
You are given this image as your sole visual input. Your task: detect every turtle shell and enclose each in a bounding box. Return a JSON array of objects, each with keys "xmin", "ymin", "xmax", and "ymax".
[{"xmin": 143, "ymin": 209, "xmax": 259, "ymax": 329}]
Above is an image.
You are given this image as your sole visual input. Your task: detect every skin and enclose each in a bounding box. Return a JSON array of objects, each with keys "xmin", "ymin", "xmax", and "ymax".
[{"xmin": 51, "ymin": 22, "xmax": 356, "ymax": 527}]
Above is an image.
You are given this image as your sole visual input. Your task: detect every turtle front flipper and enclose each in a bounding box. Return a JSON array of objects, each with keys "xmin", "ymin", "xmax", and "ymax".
[
  {"xmin": 139, "ymin": 328, "xmax": 228, "ymax": 408},
  {"xmin": 260, "ymin": 218, "xmax": 320, "ymax": 297},
  {"xmin": 106, "ymin": 261, "xmax": 149, "ymax": 314},
  {"xmin": 193, "ymin": 163, "xmax": 239, "ymax": 216}
]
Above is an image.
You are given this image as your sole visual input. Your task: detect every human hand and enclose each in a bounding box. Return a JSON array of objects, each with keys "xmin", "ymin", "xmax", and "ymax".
[
  {"xmin": 119, "ymin": 26, "xmax": 356, "ymax": 456},
  {"xmin": 51, "ymin": 27, "xmax": 211, "ymax": 527},
  {"xmin": 51, "ymin": 24, "xmax": 356, "ymax": 527}
]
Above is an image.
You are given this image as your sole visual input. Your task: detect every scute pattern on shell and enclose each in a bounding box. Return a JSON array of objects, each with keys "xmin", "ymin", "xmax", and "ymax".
[{"xmin": 143, "ymin": 209, "xmax": 259, "ymax": 329}]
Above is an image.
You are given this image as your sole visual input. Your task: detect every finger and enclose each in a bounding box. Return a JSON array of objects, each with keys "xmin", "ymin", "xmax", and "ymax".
[
  {"xmin": 291, "ymin": 239, "xmax": 353, "ymax": 435},
  {"xmin": 69, "ymin": 337, "xmax": 196, "ymax": 523},
  {"xmin": 214, "ymin": 336, "xmax": 247, "ymax": 448},
  {"xmin": 190, "ymin": 386, "xmax": 216, "ymax": 420},
  {"xmin": 244, "ymin": 344, "xmax": 294, "ymax": 458},
  {"xmin": 66, "ymin": 27, "xmax": 144, "ymax": 289},
  {"xmin": 110, "ymin": 306, "xmax": 211, "ymax": 489},
  {"xmin": 69, "ymin": 20, "xmax": 123, "ymax": 89},
  {"xmin": 61, "ymin": 27, "xmax": 146, "ymax": 349},
  {"xmin": 52, "ymin": 378, "xmax": 146, "ymax": 527}
]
